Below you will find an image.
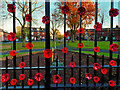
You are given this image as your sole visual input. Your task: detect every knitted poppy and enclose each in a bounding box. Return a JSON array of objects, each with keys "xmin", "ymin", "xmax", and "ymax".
[
  {"xmin": 10, "ymin": 79, "xmax": 17, "ymax": 86},
  {"xmin": 1, "ymin": 73, "xmax": 10, "ymax": 83},
  {"xmin": 25, "ymin": 14, "xmax": 32, "ymax": 22},
  {"xmin": 77, "ymin": 6, "xmax": 86, "ymax": 15},
  {"xmin": 43, "ymin": 49, "xmax": 53, "ymax": 58},
  {"xmin": 85, "ymin": 73, "xmax": 92, "ymax": 80},
  {"xmin": 61, "ymin": 5, "xmax": 70, "ymax": 14},
  {"xmin": 109, "ymin": 8, "xmax": 119, "ymax": 17},
  {"xmin": 94, "ymin": 47, "xmax": 100, "ymax": 52},
  {"xmin": 70, "ymin": 77, "xmax": 76, "ymax": 84},
  {"xmin": 62, "ymin": 47, "xmax": 68, "ymax": 53},
  {"xmin": 70, "ymin": 61, "xmax": 76, "ymax": 68},
  {"xmin": 53, "ymin": 74, "xmax": 61, "ymax": 84},
  {"xmin": 7, "ymin": 4, "xmax": 16, "ymax": 13},
  {"xmin": 109, "ymin": 80, "xmax": 115, "ymax": 87},
  {"xmin": 19, "ymin": 62, "xmax": 25, "ymax": 68},
  {"xmin": 27, "ymin": 79, "xmax": 34, "ymax": 86},
  {"xmin": 34, "ymin": 73, "xmax": 43, "ymax": 81},
  {"xmin": 19, "ymin": 74, "xmax": 25, "ymax": 80},
  {"xmin": 64, "ymin": 32, "xmax": 69, "ymax": 38},
  {"xmin": 26, "ymin": 42, "xmax": 33, "ymax": 49},
  {"xmin": 109, "ymin": 60, "xmax": 116, "ymax": 66},
  {"xmin": 42, "ymin": 16, "xmax": 50, "ymax": 24},
  {"xmin": 93, "ymin": 76, "xmax": 100, "ymax": 83},
  {"xmin": 8, "ymin": 32, "xmax": 16, "ymax": 41},
  {"xmin": 93, "ymin": 63, "xmax": 101, "ymax": 70},
  {"xmin": 109, "ymin": 43, "xmax": 119, "ymax": 52},
  {"xmin": 10, "ymin": 50, "xmax": 17, "ymax": 56},
  {"xmin": 101, "ymin": 68, "xmax": 108, "ymax": 74},
  {"xmin": 94, "ymin": 22, "xmax": 102, "ymax": 31},
  {"xmin": 77, "ymin": 43, "xmax": 84, "ymax": 48},
  {"xmin": 78, "ymin": 28, "xmax": 84, "ymax": 33}
]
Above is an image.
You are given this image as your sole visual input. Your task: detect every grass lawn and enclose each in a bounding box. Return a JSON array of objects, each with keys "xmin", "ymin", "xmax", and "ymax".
[
  {"xmin": 1, "ymin": 41, "xmax": 62, "ymax": 51},
  {"xmin": 70, "ymin": 50, "xmax": 119, "ymax": 58},
  {"xmin": 68, "ymin": 40, "xmax": 120, "ymax": 50}
]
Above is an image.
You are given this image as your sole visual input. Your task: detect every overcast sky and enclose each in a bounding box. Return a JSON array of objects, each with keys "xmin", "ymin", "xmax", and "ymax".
[{"xmin": 0, "ymin": 0, "xmax": 119, "ymax": 35}]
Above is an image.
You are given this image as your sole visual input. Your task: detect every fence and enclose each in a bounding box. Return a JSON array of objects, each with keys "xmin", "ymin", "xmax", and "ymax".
[{"xmin": 0, "ymin": 0, "xmax": 120, "ymax": 90}]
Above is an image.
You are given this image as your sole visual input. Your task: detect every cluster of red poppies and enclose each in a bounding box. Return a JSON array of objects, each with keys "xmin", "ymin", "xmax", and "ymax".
[
  {"xmin": 1, "ymin": 72, "xmax": 43, "ymax": 86},
  {"xmin": 84, "ymin": 60, "xmax": 116, "ymax": 86}
]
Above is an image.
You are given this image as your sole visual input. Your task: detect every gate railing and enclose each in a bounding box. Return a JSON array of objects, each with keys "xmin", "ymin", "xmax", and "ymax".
[{"xmin": 0, "ymin": 0, "xmax": 120, "ymax": 90}]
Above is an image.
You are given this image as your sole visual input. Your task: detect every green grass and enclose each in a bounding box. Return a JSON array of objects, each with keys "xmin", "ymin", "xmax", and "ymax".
[
  {"xmin": 71, "ymin": 50, "xmax": 119, "ymax": 58},
  {"xmin": 1, "ymin": 41, "xmax": 62, "ymax": 51},
  {"xmin": 68, "ymin": 40, "xmax": 120, "ymax": 50}
]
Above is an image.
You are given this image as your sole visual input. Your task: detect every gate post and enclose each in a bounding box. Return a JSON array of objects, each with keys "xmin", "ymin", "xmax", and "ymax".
[{"xmin": 45, "ymin": 0, "xmax": 50, "ymax": 89}]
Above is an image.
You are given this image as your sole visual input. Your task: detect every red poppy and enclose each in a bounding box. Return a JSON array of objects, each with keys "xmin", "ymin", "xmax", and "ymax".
[
  {"xmin": 62, "ymin": 47, "xmax": 68, "ymax": 53},
  {"xmin": 8, "ymin": 32, "xmax": 16, "ymax": 41},
  {"xmin": 26, "ymin": 42, "xmax": 33, "ymax": 49},
  {"xmin": 93, "ymin": 63, "xmax": 101, "ymax": 70},
  {"xmin": 109, "ymin": 60, "xmax": 116, "ymax": 66},
  {"xmin": 93, "ymin": 76, "xmax": 100, "ymax": 83},
  {"xmin": 1, "ymin": 73, "xmax": 10, "ymax": 83},
  {"xmin": 7, "ymin": 4, "xmax": 16, "ymax": 13},
  {"xmin": 85, "ymin": 73, "xmax": 92, "ymax": 80},
  {"xmin": 77, "ymin": 6, "xmax": 86, "ymax": 15},
  {"xmin": 109, "ymin": 80, "xmax": 115, "ymax": 87},
  {"xmin": 61, "ymin": 5, "xmax": 70, "ymax": 14},
  {"xmin": 70, "ymin": 77, "xmax": 76, "ymax": 84},
  {"xmin": 109, "ymin": 8, "xmax": 119, "ymax": 17},
  {"xmin": 53, "ymin": 74, "xmax": 61, "ymax": 84},
  {"xmin": 27, "ymin": 79, "xmax": 34, "ymax": 86},
  {"xmin": 94, "ymin": 47, "xmax": 100, "ymax": 52},
  {"xmin": 10, "ymin": 50, "xmax": 17, "ymax": 56},
  {"xmin": 109, "ymin": 43, "xmax": 119, "ymax": 52},
  {"xmin": 19, "ymin": 62, "xmax": 25, "ymax": 68},
  {"xmin": 19, "ymin": 74, "xmax": 25, "ymax": 80},
  {"xmin": 42, "ymin": 16, "xmax": 50, "ymax": 24},
  {"xmin": 94, "ymin": 22, "xmax": 102, "ymax": 31},
  {"xmin": 43, "ymin": 49, "xmax": 53, "ymax": 58},
  {"xmin": 70, "ymin": 61, "xmax": 76, "ymax": 68},
  {"xmin": 34, "ymin": 73, "xmax": 43, "ymax": 81},
  {"xmin": 78, "ymin": 28, "xmax": 84, "ymax": 33},
  {"xmin": 10, "ymin": 79, "xmax": 17, "ymax": 86},
  {"xmin": 77, "ymin": 43, "xmax": 84, "ymax": 48},
  {"xmin": 101, "ymin": 68, "xmax": 108, "ymax": 74},
  {"xmin": 25, "ymin": 14, "xmax": 32, "ymax": 22},
  {"xmin": 64, "ymin": 32, "xmax": 69, "ymax": 38}
]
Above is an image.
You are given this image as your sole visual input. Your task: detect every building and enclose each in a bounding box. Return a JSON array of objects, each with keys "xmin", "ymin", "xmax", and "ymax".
[
  {"xmin": 0, "ymin": 29, "xmax": 9, "ymax": 42},
  {"xmin": 67, "ymin": 26, "xmax": 120, "ymax": 41}
]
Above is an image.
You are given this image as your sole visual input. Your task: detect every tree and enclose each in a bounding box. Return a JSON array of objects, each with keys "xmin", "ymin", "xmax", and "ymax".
[
  {"xmin": 4, "ymin": 0, "xmax": 43, "ymax": 47},
  {"xmin": 16, "ymin": 26, "xmax": 21, "ymax": 40},
  {"xmin": 55, "ymin": 0, "xmax": 97, "ymax": 41}
]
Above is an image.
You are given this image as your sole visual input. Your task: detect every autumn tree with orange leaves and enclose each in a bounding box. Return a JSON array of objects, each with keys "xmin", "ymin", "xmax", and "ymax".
[{"xmin": 55, "ymin": 0, "xmax": 97, "ymax": 41}]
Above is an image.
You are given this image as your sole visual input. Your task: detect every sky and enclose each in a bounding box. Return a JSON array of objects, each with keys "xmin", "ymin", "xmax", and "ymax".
[{"xmin": 0, "ymin": 0, "xmax": 120, "ymax": 35}]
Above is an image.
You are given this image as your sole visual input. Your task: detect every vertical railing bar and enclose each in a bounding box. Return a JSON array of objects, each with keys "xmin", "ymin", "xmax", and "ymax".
[
  {"xmin": 116, "ymin": 55, "xmax": 119, "ymax": 90},
  {"xmin": 13, "ymin": 0, "xmax": 16, "ymax": 89},
  {"xmin": 101, "ymin": 55, "xmax": 104, "ymax": 90},
  {"xmin": 71, "ymin": 55, "xmax": 73, "ymax": 90},
  {"xmin": 6, "ymin": 56, "xmax": 8, "ymax": 90},
  {"xmin": 64, "ymin": 1, "xmax": 66, "ymax": 89},
  {"xmin": 45, "ymin": 0, "xmax": 50, "ymax": 89},
  {"xmin": 109, "ymin": 0, "xmax": 113, "ymax": 90},
  {"xmin": 79, "ymin": 1, "xmax": 82, "ymax": 90},
  {"xmin": 56, "ymin": 55, "xmax": 58, "ymax": 89},
  {"xmin": 29, "ymin": 0, "xmax": 32, "ymax": 89},
  {"xmin": 94, "ymin": 0, "xmax": 98, "ymax": 89},
  {"xmin": 86, "ymin": 55, "xmax": 89, "ymax": 90},
  {"xmin": 38, "ymin": 56, "xmax": 40, "ymax": 90},
  {"xmin": 22, "ymin": 56, "xmax": 24, "ymax": 89}
]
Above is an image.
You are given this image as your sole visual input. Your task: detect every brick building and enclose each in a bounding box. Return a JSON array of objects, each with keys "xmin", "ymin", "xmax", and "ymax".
[{"xmin": 0, "ymin": 29, "xmax": 9, "ymax": 42}]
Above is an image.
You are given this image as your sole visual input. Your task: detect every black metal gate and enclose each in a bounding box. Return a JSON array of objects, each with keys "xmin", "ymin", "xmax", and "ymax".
[{"xmin": 0, "ymin": 0, "xmax": 120, "ymax": 90}]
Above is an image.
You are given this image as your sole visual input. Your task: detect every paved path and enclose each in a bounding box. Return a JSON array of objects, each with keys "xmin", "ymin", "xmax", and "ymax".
[{"xmin": 0, "ymin": 43, "xmax": 120, "ymax": 55}]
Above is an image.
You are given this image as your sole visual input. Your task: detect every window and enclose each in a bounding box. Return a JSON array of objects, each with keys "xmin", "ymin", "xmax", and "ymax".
[
  {"xmin": 37, "ymin": 32, "xmax": 39, "ymax": 35},
  {"xmin": 32, "ymin": 32, "xmax": 34, "ymax": 35}
]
